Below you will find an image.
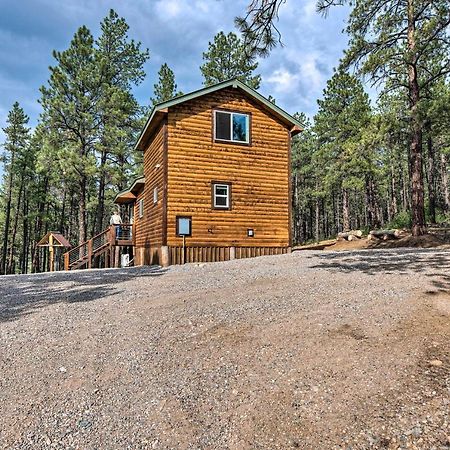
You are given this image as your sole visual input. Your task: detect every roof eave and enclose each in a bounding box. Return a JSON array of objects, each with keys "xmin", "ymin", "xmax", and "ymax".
[
  {"xmin": 133, "ymin": 78, "xmax": 303, "ymax": 151},
  {"xmin": 114, "ymin": 176, "xmax": 146, "ymax": 204},
  {"xmin": 135, "ymin": 109, "xmax": 167, "ymax": 152}
]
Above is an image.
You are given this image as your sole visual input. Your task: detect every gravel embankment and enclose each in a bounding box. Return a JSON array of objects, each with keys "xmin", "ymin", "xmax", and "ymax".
[{"xmin": 1, "ymin": 249, "xmax": 449, "ymax": 449}]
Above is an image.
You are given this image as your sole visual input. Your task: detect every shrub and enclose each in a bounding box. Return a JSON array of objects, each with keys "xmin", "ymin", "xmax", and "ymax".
[{"xmin": 387, "ymin": 211, "xmax": 411, "ymax": 229}]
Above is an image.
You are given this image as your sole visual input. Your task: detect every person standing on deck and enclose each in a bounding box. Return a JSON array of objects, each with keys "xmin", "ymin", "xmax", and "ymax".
[{"xmin": 110, "ymin": 211, "xmax": 122, "ymax": 239}]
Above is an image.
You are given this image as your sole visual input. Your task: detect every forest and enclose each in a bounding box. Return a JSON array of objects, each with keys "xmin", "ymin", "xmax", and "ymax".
[{"xmin": 1, "ymin": 1, "xmax": 449, "ymax": 274}]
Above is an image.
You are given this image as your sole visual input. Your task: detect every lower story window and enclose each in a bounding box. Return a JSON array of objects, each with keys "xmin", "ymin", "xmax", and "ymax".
[
  {"xmin": 212, "ymin": 182, "xmax": 231, "ymax": 209},
  {"xmin": 176, "ymin": 216, "xmax": 192, "ymax": 236}
]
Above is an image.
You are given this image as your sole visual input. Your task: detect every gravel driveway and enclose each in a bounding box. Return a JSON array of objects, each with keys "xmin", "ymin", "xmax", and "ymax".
[{"xmin": 1, "ymin": 249, "xmax": 449, "ymax": 449}]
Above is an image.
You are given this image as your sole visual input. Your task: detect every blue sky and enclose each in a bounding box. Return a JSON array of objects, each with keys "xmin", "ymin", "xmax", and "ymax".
[{"xmin": 0, "ymin": 0, "xmax": 350, "ymax": 143}]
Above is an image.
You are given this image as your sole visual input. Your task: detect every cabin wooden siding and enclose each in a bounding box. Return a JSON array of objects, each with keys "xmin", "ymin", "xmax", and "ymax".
[
  {"xmin": 165, "ymin": 87, "xmax": 291, "ymax": 248},
  {"xmin": 133, "ymin": 189, "xmax": 144, "ymax": 242},
  {"xmin": 135, "ymin": 122, "xmax": 165, "ymax": 253}
]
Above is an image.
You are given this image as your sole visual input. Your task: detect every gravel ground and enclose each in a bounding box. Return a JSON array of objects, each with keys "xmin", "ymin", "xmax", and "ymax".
[{"xmin": 0, "ymin": 249, "xmax": 449, "ymax": 450}]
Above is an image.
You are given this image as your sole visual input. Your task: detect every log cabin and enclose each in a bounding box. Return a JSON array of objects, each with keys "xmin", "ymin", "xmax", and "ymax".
[{"xmin": 115, "ymin": 78, "xmax": 302, "ymax": 266}]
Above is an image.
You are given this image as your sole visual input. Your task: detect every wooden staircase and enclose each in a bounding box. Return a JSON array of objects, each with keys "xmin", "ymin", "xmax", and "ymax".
[{"xmin": 64, "ymin": 224, "xmax": 134, "ymax": 271}]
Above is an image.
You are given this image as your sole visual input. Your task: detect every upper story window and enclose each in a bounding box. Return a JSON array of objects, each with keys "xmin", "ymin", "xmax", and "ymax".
[
  {"xmin": 153, "ymin": 187, "xmax": 158, "ymax": 204},
  {"xmin": 214, "ymin": 110, "xmax": 250, "ymax": 144},
  {"xmin": 138, "ymin": 198, "xmax": 144, "ymax": 218}
]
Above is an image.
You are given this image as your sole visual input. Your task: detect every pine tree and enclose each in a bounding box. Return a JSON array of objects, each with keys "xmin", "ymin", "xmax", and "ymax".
[
  {"xmin": 0, "ymin": 102, "xmax": 31, "ymax": 274},
  {"xmin": 314, "ymin": 69, "xmax": 372, "ymax": 231},
  {"xmin": 200, "ymin": 31, "xmax": 261, "ymax": 88},
  {"xmin": 340, "ymin": 0, "xmax": 450, "ymax": 236},
  {"xmin": 237, "ymin": 0, "xmax": 450, "ymax": 235},
  {"xmin": 40, "ymin": 26, "xmax": 100, "ymax": 246},
  {"xmin": 150, "ymin": 63, "xmax": 183, "ymax": 106},
  {"xmin": 291, "ymin": 113, "xmax": 318, "ymax": 242},
  {"xmin": 94, "ymin": 9, "xmax": 149, "ymax": 234}
]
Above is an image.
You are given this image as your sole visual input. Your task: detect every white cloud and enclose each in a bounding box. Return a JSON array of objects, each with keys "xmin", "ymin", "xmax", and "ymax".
[
  {"xmin": 265, "ymin": 68, "xmax": 300, "ymax": 94},
  {"xmin": 299, "ymin": 54, "xmax": 324, "ymax": 91},
  {"xmin": 302, "ymin": 0, "xmax": 318, "ymax": 19},
  {"xmin": 0, "ymin": 0, "xmax": 352, "ymax": 124},
  {"xmin": 155, "ymin": 0, "xmax": 184, "ymax": 20}
]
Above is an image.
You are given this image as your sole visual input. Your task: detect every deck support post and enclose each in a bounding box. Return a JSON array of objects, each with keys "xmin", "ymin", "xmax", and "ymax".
[
  {"xmin": 161, "ymin": 246, "xmax": 170, "ymax": 267},
  {"xmin": 114, "ymin": 246, "xmax": 120, "ymax": 268},
  {"xmin": 87, "ymin": 240, "xmax": 93, "ymax": 269},
  {"xmin": 64, "ymin": 252, "xmax": 69, "ymax": 271},
  {"xmin": 230, "ymin": 246, "xmax": 236, "ymax": 260}
]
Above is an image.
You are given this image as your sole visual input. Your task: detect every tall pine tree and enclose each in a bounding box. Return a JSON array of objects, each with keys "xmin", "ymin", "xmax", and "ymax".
[
  {"xmin": 40, "ymin": 26, "xmax": 100, "ymax": 246},
  {"xmin": 150, "ymin": 63, "xmax": 182, "ymax": 106},
  {"xmin": 314, "ymin": 69, "xmax": 372, "ymax": 231},
  {"xmin": 94, "ymin": 9, "xmax": 149, "ymax": 234},
  {"xmin": 0, "ymin": 102, "xmax": 31, "ymax": 274},
  {"xmin": 200, "ymin": 31, "xmax": 261, "ymax": 88},
  {"xmin": 238, "ymin": 0, "xmax": 450, "ymax": 235}
]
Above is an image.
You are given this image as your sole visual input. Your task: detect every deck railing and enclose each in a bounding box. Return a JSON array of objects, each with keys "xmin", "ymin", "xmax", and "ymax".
[
  {"xmin": 111, "ymin": 223, "xmax": 133, "ymax": 242},
  {"xmin": 64, "ymin": 224, "xmax": 134, "ymax": 270}
]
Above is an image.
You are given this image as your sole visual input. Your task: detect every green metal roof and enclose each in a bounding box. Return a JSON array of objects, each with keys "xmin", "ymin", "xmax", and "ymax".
[{"xmin": 134, "ymin": 78, "xmax": 304, "ymax": 151}]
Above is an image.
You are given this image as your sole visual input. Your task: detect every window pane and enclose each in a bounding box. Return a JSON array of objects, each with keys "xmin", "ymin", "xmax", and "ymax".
[
  {"xmin": 215, "ymin": 112, "xmax": 231, "ymax": 140},
  {"xmin": 215, "ymin": 186, "xmax": 228, "ymax": 196},
  {"xmin": 178, "ymin": 218, "xmax": 191, "ymax": 235},
  {"xmin": 215, "ymin": 196, "xmax": 228, "ymax": 207},
  {"xmin": 233, "ymin": 114, "xmax": 248, "ymax": 142}
]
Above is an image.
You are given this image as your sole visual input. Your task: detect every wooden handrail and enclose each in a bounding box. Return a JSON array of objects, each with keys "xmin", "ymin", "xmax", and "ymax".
[
  {"xmin": 63, "ymin": 223, "xmax": 135, "ymax": 271},
  {"xmin": 91, "ymin": 227, "xmax": 111, "ymax": 243},
  {"xmin": 66, "ymin": 241, "xmax": 86, "ymax": 255}
]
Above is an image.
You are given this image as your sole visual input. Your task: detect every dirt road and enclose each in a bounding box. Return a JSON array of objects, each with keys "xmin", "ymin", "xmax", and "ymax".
[{"xmin": 1, "ymin": 249, "xmax": 449, "ymax": 449}]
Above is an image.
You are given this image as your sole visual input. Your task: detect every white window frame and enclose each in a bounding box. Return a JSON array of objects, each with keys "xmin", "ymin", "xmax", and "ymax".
[
  {"xmin": 214, "ymin": 110, "xmax": 250, "ymax": 144},
  {"xmin": 153, "ymin": 187, "xmax": 158, "ymax": 204},
  {"xmin": 138, "ymin": 198, "xmax": 144, "ymax": 218},
  {"xmin": 213, "ymin": 183, "xmax": 230, "ymax": 209}
]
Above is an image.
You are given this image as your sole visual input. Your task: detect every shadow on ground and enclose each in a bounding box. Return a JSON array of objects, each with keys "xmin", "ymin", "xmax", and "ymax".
[
  {"xmin": 307, "ymin": 248, "xmax": 450, "ymax": 294},
  {"xmin": 0, "ymin": 266, "xmax": 167, "ymax": 323}
]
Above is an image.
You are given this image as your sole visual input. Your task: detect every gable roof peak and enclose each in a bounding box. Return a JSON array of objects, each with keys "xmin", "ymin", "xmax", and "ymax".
[{"xmin": 136, "ymin": 78, "xmax": 303, "ymax": 151}]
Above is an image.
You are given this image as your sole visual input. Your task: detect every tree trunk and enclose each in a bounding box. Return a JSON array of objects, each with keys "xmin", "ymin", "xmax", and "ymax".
[
  {"xmin": 315, "ymin": 197, "xmax": 320, "ymax": 243},
  {"xmin": 407, "ymin": 0, "xmax": 426, "ymax": 236},
  {"xmin": 67, "ymin": 187, "xmax": 76, "ymax": 243},
  {"xmin": 1, "ymin": 152, "xmax": 15, "ymax": 274},
  {"xmin": 390, "ymin": 164, "xmax": 398, "ymax": 220},
  {"xmin": 7, "ymin": 174, "xmax": 25, "ymax": 274},
  {"xmin": 426, "ymin": 132, "xmax": 436, "ymax": 224},
  {"xmin": 59, "ymin": 187, "xmax": 67, "ymax": 234},
  {"xmin": 78, "ymin": 175, "xmax": 87, "ymax": 246},
  {"xmin": 31, "ymin": 177, "xmax": 48, "ymax": 273},
  {"xmin": 342, "ymin": 188, "xmax": 350, "ymax": 231},
  {"xmin": 441, "ymin": 153, "xmax": 450, "ymax": 212},
  {"xmin": 365, "ymin": 175, "xmax": 380, "ymax": 229},
  {"xmin": 21, "ymin": 196, "xmax": 29, "ymax": 274},
  {"xmin": 332, "ymin": 190, "xmax": 338, "ymax": 236},
  {"xmin": 94, "ymin": 150, "xmax": 108, "ymax": 235}
]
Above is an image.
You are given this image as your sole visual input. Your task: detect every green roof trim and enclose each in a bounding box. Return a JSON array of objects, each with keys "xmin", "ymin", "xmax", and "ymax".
[{"xmin": 134, "ymin": 78, "xmax": 304, "ymax": 151}]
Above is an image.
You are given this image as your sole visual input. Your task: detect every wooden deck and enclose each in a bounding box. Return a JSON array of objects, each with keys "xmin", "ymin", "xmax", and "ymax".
[{"xmin": 64, "ymin": 224, "xmax": 134, "ymax": 270}]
